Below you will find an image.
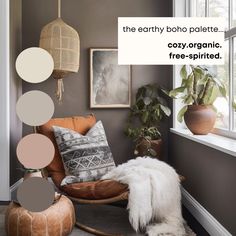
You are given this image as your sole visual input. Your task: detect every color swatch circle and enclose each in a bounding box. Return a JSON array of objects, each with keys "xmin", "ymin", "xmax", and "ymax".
[
  {"xmin": 17, "ymin": 134, "xmax": 55, "ymax": 169},
  {"xmin": 17, "ymin": 177, "xmax": 55, "ymax": 212},
  {"xmin": 16, "ymin": 90, "xmax": 54, "ymax": 126},
  {"xmin": 16, "ymin": 47, "xmax": 54, "ymax": 83}
]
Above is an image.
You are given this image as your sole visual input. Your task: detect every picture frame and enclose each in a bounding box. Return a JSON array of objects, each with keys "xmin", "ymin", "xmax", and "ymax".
[{"xmin": 90, "ymin": 48, "xmax": 131, "ymax": 108}]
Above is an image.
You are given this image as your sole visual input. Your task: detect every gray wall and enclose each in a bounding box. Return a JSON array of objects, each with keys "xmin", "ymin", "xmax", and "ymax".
[
  {"xmin": 170, "ymin": 133, "xmax": 236, "ymax": 234},
  {"xmin": 22, "ymin": 0, "xmax": 173, "ymax": 164},
  {"xmin": 10, "ymin": 0, "xmax": 22, "ymax": 186}
]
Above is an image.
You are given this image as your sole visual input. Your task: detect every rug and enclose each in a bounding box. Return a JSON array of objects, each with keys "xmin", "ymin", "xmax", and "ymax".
[{"xmin": 76, "ymin": 204, "xmax": 197, "ymax": 236}]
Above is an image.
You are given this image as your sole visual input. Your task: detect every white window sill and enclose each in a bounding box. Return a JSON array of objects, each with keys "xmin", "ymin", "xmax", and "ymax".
[{"xmin": 170, "ymin": 128, "xmax": 236, "ymax": 157}]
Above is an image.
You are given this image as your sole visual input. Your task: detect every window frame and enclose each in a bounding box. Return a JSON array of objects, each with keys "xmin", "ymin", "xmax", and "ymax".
[{"xmin": 173, "ymin": 0, "xmax": 236, "ymax": 139}]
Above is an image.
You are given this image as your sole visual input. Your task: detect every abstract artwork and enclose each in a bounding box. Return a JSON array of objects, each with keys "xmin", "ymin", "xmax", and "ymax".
[{"xmin": 90, "ymin": 48, "xmax": 131, "ymax": 108}]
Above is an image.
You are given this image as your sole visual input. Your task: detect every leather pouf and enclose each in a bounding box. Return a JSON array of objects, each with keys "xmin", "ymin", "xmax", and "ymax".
[{"xmin": 5, "ymin": 195, "xmax": 75, "ymax": 236}]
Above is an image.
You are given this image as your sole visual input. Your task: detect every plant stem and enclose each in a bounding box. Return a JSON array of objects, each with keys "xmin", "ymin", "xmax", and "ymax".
[
  {"xmin": 200, "ymin": 79, "xmax": 211, "ymax": 104},
  {"xmin": 193, "ymin": 70, "xmax": 198, "ymax": 105}
]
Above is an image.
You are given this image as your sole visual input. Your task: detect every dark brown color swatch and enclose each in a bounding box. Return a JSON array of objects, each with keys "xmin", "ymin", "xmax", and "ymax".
[{"xmin": 17, "ymin": 177, "xmax": 55, "ymax": 212}]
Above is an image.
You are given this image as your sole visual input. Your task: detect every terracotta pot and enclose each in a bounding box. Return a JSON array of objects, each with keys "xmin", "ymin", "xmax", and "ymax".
[
  {"xmin": 184, "ymin": 105, "xmax": 216, "ymax": 135},
  {"xmin": 136, "ymin": 138, "xmax": 162, "ymax": 159}
]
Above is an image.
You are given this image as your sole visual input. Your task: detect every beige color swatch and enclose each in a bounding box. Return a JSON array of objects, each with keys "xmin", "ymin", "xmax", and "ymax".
[
  {"xmin": 17, "ymin": 133, "xmax": 55, "ymax": 169},
  {"xmin": 16, "ymin": 90, "xmax": 54, "ymax": 126},
  {"xmin": 17, "ymin": 177, "xmax": 55, "ymax": 212},
  {"xmin": 15, "ymin": 47, "xmax": 54, "ymax": 83}
]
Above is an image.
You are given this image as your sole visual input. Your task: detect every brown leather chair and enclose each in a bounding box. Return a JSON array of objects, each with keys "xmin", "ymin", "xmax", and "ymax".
[{"xmin": 37, "ymin": 114, "xmax": 129, "ymax": 236}]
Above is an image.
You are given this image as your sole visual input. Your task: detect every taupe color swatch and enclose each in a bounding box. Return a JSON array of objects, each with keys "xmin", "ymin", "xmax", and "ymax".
[
  {"xmin": 17, "ymin": 133, "xmax": 55, "ymax": 169},
  {"xmin": 17, "ymin": 177, "xmax": 55, "ymax": 212},
  {"xmin": 16, "ymin": 90, "xmax": 54, "ymax": 126},
  {"xmin": 15, "ymin": 47, "xmax": 54, "ymax": 83}
]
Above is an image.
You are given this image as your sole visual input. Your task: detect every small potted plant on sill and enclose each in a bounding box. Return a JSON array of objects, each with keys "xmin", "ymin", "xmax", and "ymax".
[
  {"xmin": 169, "ymin": 65, "xmax": 227, "ymax": 135},
  {"xmin": 125, "ymin": 84, "xmax": 171, "ymax": 159}
]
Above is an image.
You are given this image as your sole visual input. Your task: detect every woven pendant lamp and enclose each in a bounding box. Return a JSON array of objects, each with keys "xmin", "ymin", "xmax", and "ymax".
[{"xmin": 39, "ymin": 0, "xmax": 80, "ymax": 102}]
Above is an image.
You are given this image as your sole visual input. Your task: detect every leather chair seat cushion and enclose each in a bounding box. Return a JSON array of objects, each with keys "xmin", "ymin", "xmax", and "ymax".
[
  {"xmin": 61, "ymin": 179, "xmax": 128, "ymax": 200},
  {"xmin": 5, "ymin": 195, "xmax": 75, "ymax": 236}
]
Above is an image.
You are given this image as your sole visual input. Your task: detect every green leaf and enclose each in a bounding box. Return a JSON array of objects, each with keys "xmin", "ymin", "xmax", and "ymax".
[
  {"xmin": 203, "ymin": 86, "xmax": 218, "ymax": 104},
  {"xmin": 169, "ymin": 86, "xmax": 185, "ymax": 97},
  {"xmin": 233, "ymin": 101, "xmax": 236, "ymax": 110},
  {"xmin": 198, "ymin": 74, "xmax": 209, "ymax": 85},
  {"xmin": 213, "ymin": 77, "xmax": 224, "ymax": 87},
  {"xmin": 193, "ymin": 66, "xmax": 204, "ymax": 75},
  {"xmin": 180, "ymin": 65, "xmax": 187, "ymax": 80},
  {"xmin": 160, "ymin": 105, "xmax": 171, "ymax": 116},
  {"xmin": 186, "ymin": 74, "xmax": 194, "ymax": 89},
  {"xmin": 160, "ymin": 88, "xmax": 169, "ymax": 96},
  {"xmin": 177, "ymin": 105, "xmax": 188, "ymax": 123},
  {"xmin": 153, "ymin": 104, "xmax": 160, "ymax": 110},
  {"xmin": 141, "ymin": 111, "xmax": 149, "ymax": 124},
  {"xmin": 219, "ymin": 85, "xmax": 227, "ymax": 97},
  {"xmin": 153, "ymin": 110, "xmax": 160, "ymax": 121},
  {"xmin": 136, "ymin": 87, "xmax": 145, "ymax": 100},
  {"xmin": 184, "ymin": 95, "xmax": 194, "ymax": 104}
]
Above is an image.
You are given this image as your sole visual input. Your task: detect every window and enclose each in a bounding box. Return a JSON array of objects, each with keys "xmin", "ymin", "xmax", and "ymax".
[{"xmin": 174, "ymin": 0, "xmax": 236, "ymax": 138}]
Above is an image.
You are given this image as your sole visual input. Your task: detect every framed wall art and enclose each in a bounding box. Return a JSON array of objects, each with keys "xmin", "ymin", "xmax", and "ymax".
[{"xmin": 90, "ymin": 48, "xmax": 131, "ymax": 108}]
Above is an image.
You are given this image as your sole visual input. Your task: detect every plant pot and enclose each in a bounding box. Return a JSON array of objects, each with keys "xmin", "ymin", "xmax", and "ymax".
[
  {"xmin": 24, "ymin": 171, "xmax": 43, "ymax": 180},
  {"xmin": 135, "ymin": 138, "xmax": 162, "ymax": 159},
  {"xmin": 184, "ymin": 105, "xmax": 216, "ymax": 135}
]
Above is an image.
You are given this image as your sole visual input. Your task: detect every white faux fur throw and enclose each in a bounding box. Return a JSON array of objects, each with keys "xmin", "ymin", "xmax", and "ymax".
[{"xmin": 102, "ymin": 157, "xmax": 185, "ymax": 236}]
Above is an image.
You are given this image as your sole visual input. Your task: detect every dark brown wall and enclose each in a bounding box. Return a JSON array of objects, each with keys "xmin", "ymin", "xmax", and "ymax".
[
  {"xmin": 170, "ymin": 133, "xmax": 236, "ymax": 234},
  {"xmin": 22, "ymin": 0, "xmax": 173, "ymax": 164},
  {"xmin": 10, "ymin": 0, "xmax": 23, "ymax": 185}
]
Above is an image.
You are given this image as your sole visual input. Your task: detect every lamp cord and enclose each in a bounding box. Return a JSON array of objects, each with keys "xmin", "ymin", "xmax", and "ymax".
[{"xmin": 58, "ymin": 0, "xmax": 61, "ymax": 18}]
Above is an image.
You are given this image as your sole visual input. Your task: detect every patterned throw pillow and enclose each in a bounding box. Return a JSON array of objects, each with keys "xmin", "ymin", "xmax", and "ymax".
[{"xmin": 53, "ymin": 121, "xmax": 116, "ymax": 185}]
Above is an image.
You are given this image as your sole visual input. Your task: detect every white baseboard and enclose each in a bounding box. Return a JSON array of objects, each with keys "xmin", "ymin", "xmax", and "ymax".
[
  {"xmin": 181, "ymin": 187, "xmax": 232, "ymax": 236},
  {"xmin": 10, "ymin": 178, "xmax": 23, "ymax": 199}
]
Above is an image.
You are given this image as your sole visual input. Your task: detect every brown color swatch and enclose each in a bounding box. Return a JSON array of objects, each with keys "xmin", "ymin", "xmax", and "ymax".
[
  {"xmin": 16, "ymin": 133, "xmax": 55, "ymax": 169},
  {"xmin": 17, "ymin": 177, "xmax": 55, "ymax": 212}
]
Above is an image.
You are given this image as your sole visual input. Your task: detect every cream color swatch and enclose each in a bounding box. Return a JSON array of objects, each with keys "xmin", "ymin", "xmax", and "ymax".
[
  {"xmin": 17, "ymin": 133, "xmax": 55, "ymax": 169},
  {"xmin": 16, "ymin": 90, "xmax": 54, "ymax": 126},
  {"xmin": 16, "ymin": 47, "xmax": 54, "ymax": 83}
]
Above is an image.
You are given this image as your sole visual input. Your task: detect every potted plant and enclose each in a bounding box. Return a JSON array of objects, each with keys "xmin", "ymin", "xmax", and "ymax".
[
  {"xmin": 169, "ymin": 65, "xmax": 227, "ymax": 135},
  {"xmin": 125, "ymin": 84, "xmax": 171, "ymax": 158}
]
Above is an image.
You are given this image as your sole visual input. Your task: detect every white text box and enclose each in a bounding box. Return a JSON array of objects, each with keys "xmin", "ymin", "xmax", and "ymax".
[{"xmin": 118, "ymin": 17, "xmax": 225, "ymax": 65}]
